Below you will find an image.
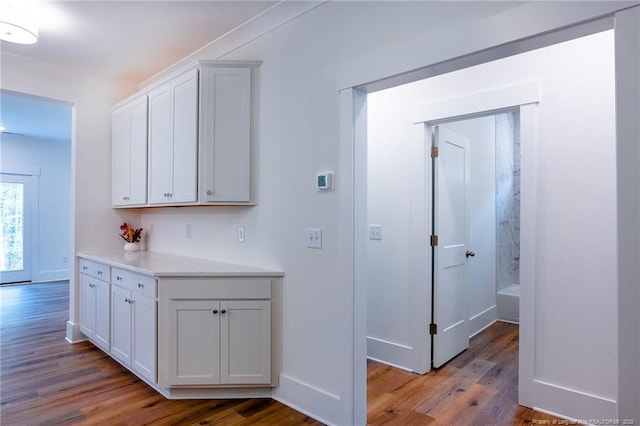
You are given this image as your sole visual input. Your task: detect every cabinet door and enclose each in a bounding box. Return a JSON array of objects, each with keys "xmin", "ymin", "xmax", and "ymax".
[
  {"xmin": 171, "ymin": 68, "xmax": 199, "ymax": 204},
  {"xmin": 220, "ymin": 300, "xmax": 271, "ymax": 384},
  {"xmin": 79, "ymin": 275, "xmax": 97, "ymax": 338},
  {"xmin": 148, "ymin": 83, "xmax": 174, "ymax": 204},
  {"xmin": 112, "ymin": 106, "xmax": 132, "ymax": 206},
  {"xmin": 93, "ymin": 279, "xmax": 111, "ymax": 350},
  {"xmin": 110, "ymin": 285, "xmax": 132, "ymax": 366},
  {"xmin": 132, "ymin": 293, "xmax": 157, "ymax": 383},
  {"xmin": 112, "ymin": 95, "xmax": 148, "ymax": 206},
  {"xmin": 168, "ymin": 300, "xmax": 219, "ymax": 385},
  {"xmin": 199, "ymin": 67, "xmax": 251, "ymax": 203},
  {"xmin": 128, "ymin": 96, "xmax": 148, "ymax": 205}
]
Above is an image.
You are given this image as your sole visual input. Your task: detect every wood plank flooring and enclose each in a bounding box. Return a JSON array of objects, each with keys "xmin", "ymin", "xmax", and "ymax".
[
  {"xmin": 367, "ymin": 322, "xmax": 562, "ymax": 425},
  {"xmin": 0, "ymin": 282, "xmax": 561, "ymax": 425}
]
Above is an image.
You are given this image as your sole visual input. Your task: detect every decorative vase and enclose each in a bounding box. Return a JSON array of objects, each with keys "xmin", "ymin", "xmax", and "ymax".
[{"xmin": 123, "ymin": 242, "xmax": 140, "ymax": 252}]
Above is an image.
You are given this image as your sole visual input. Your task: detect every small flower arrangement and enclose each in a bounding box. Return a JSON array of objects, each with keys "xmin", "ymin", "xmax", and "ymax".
[{"xmin": 119, "ymin": 223, "xmax": 143, "ymax": 243}]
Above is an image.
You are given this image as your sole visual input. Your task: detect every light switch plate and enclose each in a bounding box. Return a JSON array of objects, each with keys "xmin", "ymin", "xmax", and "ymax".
[
  {"xmin": 307, "ymin": 228, "xmax": 322, "ymax": 249},
  {"xmin": 369, "ymin": 225, "xmax": 382, "ymax": 240}
]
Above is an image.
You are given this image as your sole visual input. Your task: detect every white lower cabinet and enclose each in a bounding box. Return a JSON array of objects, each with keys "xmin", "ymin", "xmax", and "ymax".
[
  {"xmin": 167, "ymin": 299, "xmax": 271, "ymax": 386},
  {"xmin": 79, "ymin": 274, "xmax": 110, "ymax": 350},
  {"xmin": 78, "ymin": 252, "xmax": 281, "ymax": 399},
  {"xmin": 110, "ymin": 281, "xmax": 157, "ymax": 383}
]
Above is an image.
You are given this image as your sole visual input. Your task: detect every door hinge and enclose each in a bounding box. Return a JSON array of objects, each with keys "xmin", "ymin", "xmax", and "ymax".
[
  {"xmin": 429, "ymin": 323, "xmax": 438, "ymax": 335},
  {"xmin": 430, "ymin": 235, "xmax": 438, "ymax": 246},
  {"xmin": 431, "ymin": 146, "xmax": 439, "ymax": 158}
]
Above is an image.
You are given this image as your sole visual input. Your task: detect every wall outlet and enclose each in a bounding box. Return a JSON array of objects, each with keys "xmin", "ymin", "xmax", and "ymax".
[
  {"xmin": 186, "ymin": 224, "xmax": 192, "ymax": 239},
  {"xmin": 369, "ymin": 225, "xmax": 383, "ymax": 240},
  {"xmin": 238, "ymin": 226, "xmax": 245, "ymax": 243},
  {"xmin": 307, "ymin": 228, "xmax": 322, "ymax": 249}
]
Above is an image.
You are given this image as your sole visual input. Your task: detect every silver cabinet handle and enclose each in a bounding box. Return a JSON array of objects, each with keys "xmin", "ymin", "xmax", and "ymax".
[
  {"xmin": 465, "ymin": 250, "xmax": 476, "ymax": 258},
  {"xmin": 117, "ymin": 276, "xmax": 123, "ymax": 281},
  {"xmin": 212, "ymin": 309, "xmax": 218, "ymax": 314},
  {"xmin": 221, "ymin": 309, "xmax": 227, "ymax": 314},
  {"xmin": 97, "ymin": 271, "xmax": 103, "ymax": 275},
  {"xmin": 207, "ymin": 190, "xmax": 213, "ymax": 195},
  {"xmin": 137, "ymin": 283, "xmax": 144, "ymax": 289}
]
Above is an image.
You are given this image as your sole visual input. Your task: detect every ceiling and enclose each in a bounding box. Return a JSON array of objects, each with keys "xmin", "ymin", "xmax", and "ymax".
[
  {"xmin": 1, "ymin": 0, "xmax": 283, "ymax": 85},
  {"xmin": 0, "ymin": 0, "xmax": 525, "ymax": 141},
  {"xmin": 0, "ymin": 0, "xmax": 297, "ymax": 140}
]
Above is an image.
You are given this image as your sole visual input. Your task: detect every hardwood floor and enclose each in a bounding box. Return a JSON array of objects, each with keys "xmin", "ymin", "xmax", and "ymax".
[
  {"xmin": 0, "ymin": 282, "xmax": 322, "ymax": 425},
  {"xmin": 0, "ymin": 282, "xmax": 561, "ymax": 425},
  {"xmin": 367, "ymin": 322, "xmax": 561, "ymax": 425}
]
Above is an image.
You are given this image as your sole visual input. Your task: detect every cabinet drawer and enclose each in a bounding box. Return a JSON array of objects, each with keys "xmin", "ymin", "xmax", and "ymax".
[
  {"xmin": 112, "ymin": 268, "xmax": 157, "ymax": 298},
  {"xmin": 79, "ymin": 259, "xmax": 110, "ymax": 281},
  {"xmin": 164, "ymin": 278, "xmax": 271, "ymax": 300}
]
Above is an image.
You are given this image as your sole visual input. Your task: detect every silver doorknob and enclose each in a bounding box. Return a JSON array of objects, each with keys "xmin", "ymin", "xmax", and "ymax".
[{"xmin": 465, "ymin": 250, "xmax": 476, "ymax": 258}]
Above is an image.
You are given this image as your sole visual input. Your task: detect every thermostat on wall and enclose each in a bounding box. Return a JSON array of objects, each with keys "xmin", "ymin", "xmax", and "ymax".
[{"xmin": 317, "ymin": 172, "xmax": 334, "ymax": 191}]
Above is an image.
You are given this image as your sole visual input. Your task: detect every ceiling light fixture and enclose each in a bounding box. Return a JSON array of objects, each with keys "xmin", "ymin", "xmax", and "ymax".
[{"xmin": 0, "ymin": 6, "xmax": 38, "ymax": 44}]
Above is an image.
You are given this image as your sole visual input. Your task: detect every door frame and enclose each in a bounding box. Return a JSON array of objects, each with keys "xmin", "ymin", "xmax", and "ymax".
[
  {"xmin": 408, "ymin": 83, "xmax": 539, "ymax": 403},
  {"xmin": 341, "ymin": 9, "xmax": 638, "ymax": 425},
  {"xmin": 0, "ymin": 166, "xmax": 40, "ymax": 284}
]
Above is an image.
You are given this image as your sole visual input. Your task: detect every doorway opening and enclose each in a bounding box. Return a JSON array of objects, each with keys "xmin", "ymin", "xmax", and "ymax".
[
  {"xmin": 0, "ymin": 90, "xmax": 72, "ymax": 285},
  {"xmin": 357, "ymin": 26, "xmax": 616, "ymax": 422}
]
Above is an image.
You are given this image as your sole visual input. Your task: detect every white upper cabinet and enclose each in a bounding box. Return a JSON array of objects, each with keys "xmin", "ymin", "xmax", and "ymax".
[
  {"xmin": 112, "ymin": 61, "xmax": 259, "ymax": 208},
  {"xmin": 199, "ymin": 66, "xmax": 252, "ymax": 203},
  {"xmin": 112, "ymin": 95, "xmax": 148, "ymax": 207},
  {"xmin": 148, "ymin": 67, "xmax": 198, "ymax": 205}
]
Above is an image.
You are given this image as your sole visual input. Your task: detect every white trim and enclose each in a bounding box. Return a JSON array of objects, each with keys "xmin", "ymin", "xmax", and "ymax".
[
  {"xmin": 408, "ymin": 122, "xmax": 431, "ymax": 375},
  {"xmin": 33, "ymin": 269, "xmax": 70, "ymax": 283},
  {"xmin": 139, "ymin": 1, "xmax": 327, "ymax": 88},
  {"xmin": 615, "ymin": 5, "xmax": 640, "ymax": 423},
  {"xmin": 272, "ymin": 374, "xmax": 340, "ymax": 426},
  {"xmin": 336, "ymin": 3, "xmax": 626, "ymax": 91},
  {"xmin": 469, "ymin": 307, "xmax": 498, "ymax": 338},
  {"xmin": 532, "ymin": 380, "xmax": 617, "ymax": 421},
  {"xmin": 366, "ymin": 356, "xmax": 413, "ymax": 373},
  {"xmin": 65, "ymin": 320, "xmax": 85, "ymax": 343},
  {"xmin": 0, "ymin": 165, "xmax": 41, "ymax": 176},
  {"xmin": 518, "ymin": 102, "xmax": 538, "ymax": 408},
  {"xmin": 412, "ymin": 82, "xmax": 540, "ymax": 124},
  {"xmin": 366, "ymin": 336, "xmax": 415, "ymax": 372}
]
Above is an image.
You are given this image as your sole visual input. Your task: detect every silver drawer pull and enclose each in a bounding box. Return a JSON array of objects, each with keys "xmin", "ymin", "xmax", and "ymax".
[
  {"xmin": 117, "ymin": 276, "xmax": 123, "ymax": 281},
  {"xmin": 97, "ymin": 271, "xmax": 103, "ymax": 275},
  {"xmin": 138, "ymin": 283, "xmax": 144, "ymax": 289}
]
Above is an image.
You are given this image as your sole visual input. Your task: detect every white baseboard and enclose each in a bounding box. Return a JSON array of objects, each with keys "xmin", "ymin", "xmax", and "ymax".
[
  {"xmin": 65, "ymin": 321, "xmax": 85, "ymax": 343},
  {"xmin": 532, "ymin": 379, "xmax": 617, "ymax": 421},
  {"xmin": 33, "ymin": 269, "xmax": 70, "ymax": 283},
  {"xmin": 367, "ymin": 336, "xmax": 415, "ymax": 372},
  {"xmin": 469, "ymin": 305, "xmax": 497, "ymax": 338},
  {"xmin": 272, "ymin": 374, "xmax": 341, "ymax": 426}
]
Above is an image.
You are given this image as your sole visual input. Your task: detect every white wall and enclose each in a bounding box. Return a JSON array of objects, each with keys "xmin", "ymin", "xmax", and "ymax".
[{"xmin": 1, "ymin": 132, "xmax": 72, "ymax": 281}]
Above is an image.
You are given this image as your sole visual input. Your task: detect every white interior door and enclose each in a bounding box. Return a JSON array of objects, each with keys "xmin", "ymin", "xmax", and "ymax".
[
  {"xmin": 0, "ymin": 173, "xmax": 33, "ymax": 284},
  {"xmin": 432, "ymin": 125, "xmax": 470, "ymax": 368}
]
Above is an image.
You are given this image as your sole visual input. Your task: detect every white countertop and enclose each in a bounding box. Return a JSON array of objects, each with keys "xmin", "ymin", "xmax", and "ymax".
[{"xmin": 77, "ymin": 250, "xmax": 284, "ymax": 278}]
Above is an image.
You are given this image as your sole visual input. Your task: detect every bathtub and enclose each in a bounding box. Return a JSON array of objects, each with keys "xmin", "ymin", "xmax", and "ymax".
[{"xmin": 497, "ymin": 284, "xmax": 519, "ymax": 323}]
